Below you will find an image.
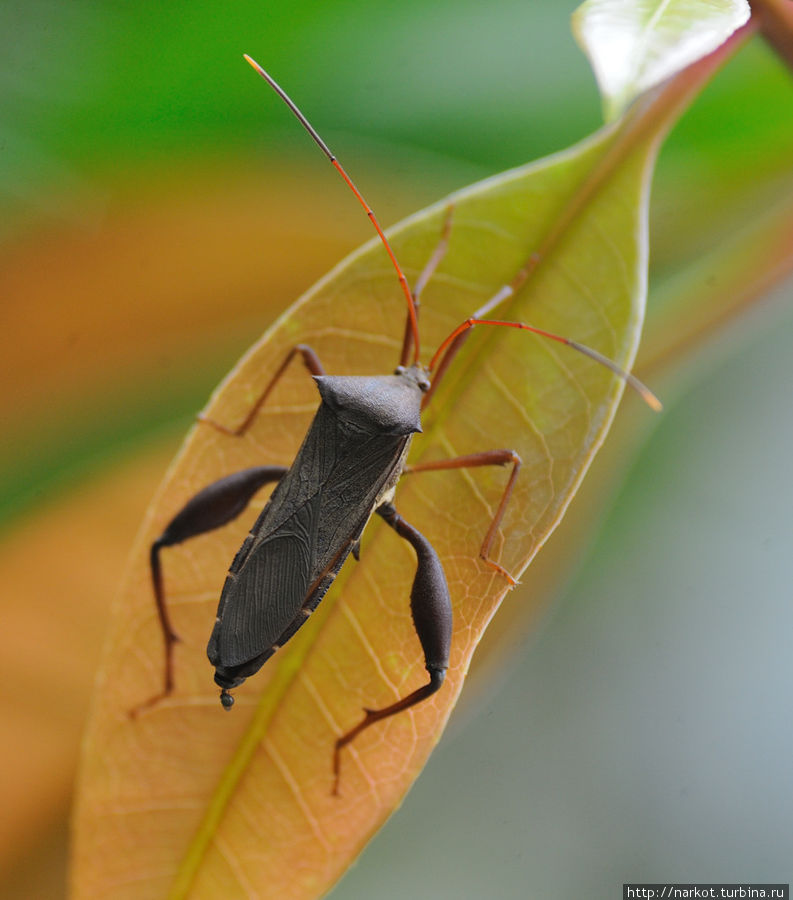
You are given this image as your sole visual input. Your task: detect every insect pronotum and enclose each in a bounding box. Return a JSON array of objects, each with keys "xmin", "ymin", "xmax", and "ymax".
[{"xmin": 135, "ymin": 54, "xmax": 661, "ymax": 793}]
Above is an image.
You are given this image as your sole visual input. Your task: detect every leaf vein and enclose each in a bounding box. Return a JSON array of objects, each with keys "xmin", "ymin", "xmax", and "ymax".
[{"xmin": 264, "ymin": 738, "xmax": 332, "ymax": 852}]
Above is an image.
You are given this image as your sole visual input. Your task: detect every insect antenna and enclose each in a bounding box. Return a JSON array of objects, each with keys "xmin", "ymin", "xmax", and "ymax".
[
  {"xmin": 428, "ymin": 317, "xmax": 662, "ymax": 411},
  {"xmin": 244, "ymin": 54, "xmax": 421, "ymax": 365}
]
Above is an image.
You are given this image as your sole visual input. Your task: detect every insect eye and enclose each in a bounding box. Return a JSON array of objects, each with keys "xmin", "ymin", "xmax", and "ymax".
[{"xmin": 394, "ymin": 365, "xmax": 406, "ymax": 375}]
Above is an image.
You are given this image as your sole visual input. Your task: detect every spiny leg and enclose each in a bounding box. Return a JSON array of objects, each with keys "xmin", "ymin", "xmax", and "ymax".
[
  {"xmin": 199, "ymin": 343, "xmax": 326, "ymax": 437},
  {"xmin": 333, "ymin": 502, "xmax": 451, "ymax": 795},
  {"xmin": 404, "ymin": 449, "xmax": 522, "ymax": 584},
  {"xmin": 132, "ymin": 465, "xmax": 287, "ymax": 715}
]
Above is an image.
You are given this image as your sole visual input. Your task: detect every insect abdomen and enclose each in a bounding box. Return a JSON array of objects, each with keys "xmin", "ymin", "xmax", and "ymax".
[{"xmin": 208, "ymin": 391, "xmax": 416, "ymax": 687}]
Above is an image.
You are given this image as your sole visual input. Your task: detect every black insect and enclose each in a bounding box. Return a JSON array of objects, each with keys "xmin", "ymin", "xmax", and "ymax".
[{"xmin": 135, "ymin": 55, "xmax": 660, "ymax": 791}]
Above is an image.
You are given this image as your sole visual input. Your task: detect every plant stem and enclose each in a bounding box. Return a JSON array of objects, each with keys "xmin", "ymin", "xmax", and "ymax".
[{"xmin": 751, "ymin": 0, "xmax": 793, "ymax": 72}]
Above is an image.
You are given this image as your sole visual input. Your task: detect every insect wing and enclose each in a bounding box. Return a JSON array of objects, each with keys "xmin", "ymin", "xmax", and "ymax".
[{"xmin": 215, "ymin": 491, "xmax": 320, "ymax": 667}]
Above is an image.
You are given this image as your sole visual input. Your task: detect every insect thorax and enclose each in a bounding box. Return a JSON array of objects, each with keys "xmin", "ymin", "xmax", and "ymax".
[{"xmin": 314, "ymin": 368, "xmax": 425, "ymax": 435}]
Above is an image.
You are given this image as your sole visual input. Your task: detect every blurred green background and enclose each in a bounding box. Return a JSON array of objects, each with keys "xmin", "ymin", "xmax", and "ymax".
[{"xmin": 3, "ymin": 0, "xmax": 793, "ymax": 897}]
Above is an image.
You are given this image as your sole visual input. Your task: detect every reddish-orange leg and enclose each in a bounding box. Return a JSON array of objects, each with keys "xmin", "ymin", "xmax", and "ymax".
[
  {"xmin": 404, "ymin": 449, "xmax": 523, "ymax": 584},
  {"xmin": 198, "ymin": 343, "xmax": 326, "ymax": 437}
]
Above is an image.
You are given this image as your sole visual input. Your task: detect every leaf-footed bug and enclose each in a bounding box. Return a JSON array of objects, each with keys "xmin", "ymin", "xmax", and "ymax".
[{"xmin": 133, "ymin": 54, "xmax": 661, "ymax": 793}]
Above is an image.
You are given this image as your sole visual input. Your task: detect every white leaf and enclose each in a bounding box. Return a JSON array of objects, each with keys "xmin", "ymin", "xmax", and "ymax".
[{"xmin": 573, "ymin": 0, "xmax": 751, "ymax": 120}]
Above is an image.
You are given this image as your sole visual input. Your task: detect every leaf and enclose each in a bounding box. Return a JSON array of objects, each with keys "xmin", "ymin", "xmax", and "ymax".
[
  {"xmin": 71, "ymin": 74, "xmax": 706, "ymax": 899},
  {"xmin": 572, "ymin": 0, "xmax": 751, "ymax": 121}
]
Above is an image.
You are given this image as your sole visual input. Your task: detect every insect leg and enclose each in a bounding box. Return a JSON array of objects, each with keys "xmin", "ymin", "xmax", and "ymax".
[
  {"xmin": 132, "ymin": 464, "xmax": 287, "ymax": 715},
  {"xmin": 404, "ymin": 449, "xmax": 522, "ymax": 584},
  {"xmin": 398, "ymin": 205, "xmax": 454, "ymax": 367},
  {"xmin": 332, "ymin": 502, "xmax": 451, "ymax": 795},
  {"xmin": 199, "ymin": 343, "xmax": 326, "ymax": 437},
  {"xmin": 422, "ymin": 254, "xmax": 541, "ymax": 407}
]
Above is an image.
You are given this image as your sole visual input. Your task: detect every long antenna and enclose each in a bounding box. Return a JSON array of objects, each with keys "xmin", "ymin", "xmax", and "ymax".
[
  {"xmin": 243, "ymin": 54, "xmax": 421, "ymax": 364},
  {"xmin": 429, "ymin": 317, "xmax": 662, "ymax": 411}
]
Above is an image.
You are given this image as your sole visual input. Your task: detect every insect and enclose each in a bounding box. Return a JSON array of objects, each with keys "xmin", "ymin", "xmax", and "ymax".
[{"xmin": 136, "ymin": 54, "xmax": 660, "ymax": 791}]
